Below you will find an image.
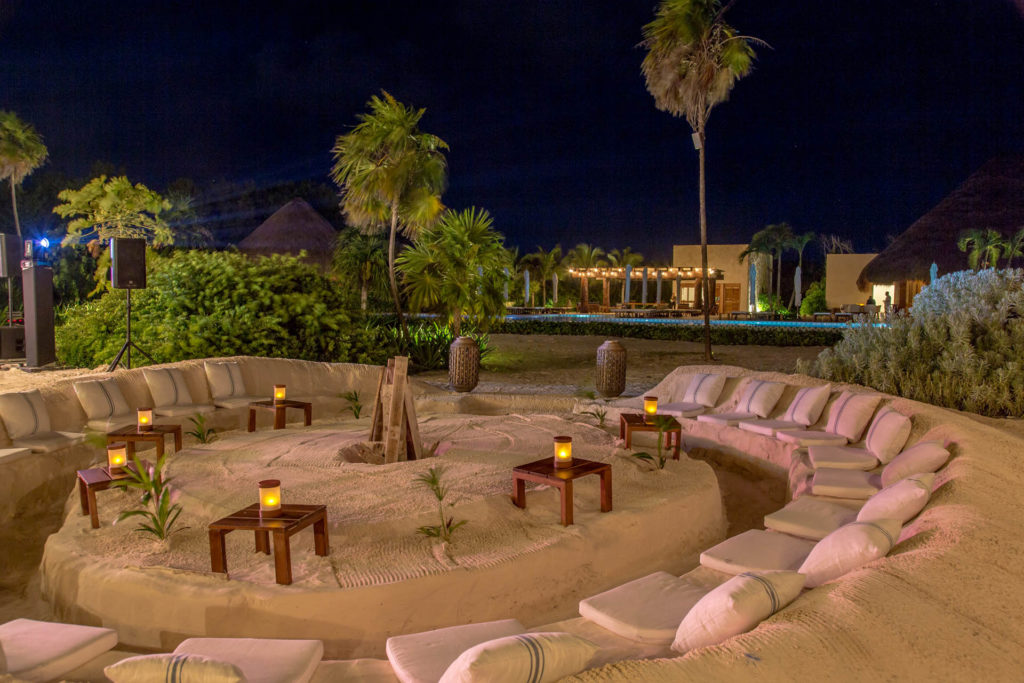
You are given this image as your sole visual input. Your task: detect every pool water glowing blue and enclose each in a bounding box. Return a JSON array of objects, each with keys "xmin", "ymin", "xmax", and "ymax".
[{"xmin": 502, "ymin": 314, "xmax": 880, "ymax": 329}]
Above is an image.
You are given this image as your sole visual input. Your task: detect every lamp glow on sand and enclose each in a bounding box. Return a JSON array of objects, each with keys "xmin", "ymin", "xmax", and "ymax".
[
  {"xmin": 259, "ymin": 479, "xmax": 282, "ymax": 517},
  {"xmin": 107, "ymin": 442, "xmax": 128, "ymax": 475},
  {"xmin": 553, "ymin": 436, "xmax": 573, "ymax": 469},
  {"xmin": 273, "ymin": 385, "xmax": 286, "ymax": 404},
  {"xmin": 644, "ymin": 396, "xmax": 658, "ymax": 422},
  {"xmin": 137, "ymin": 407, "xmax": 153, "ymax": 431}
]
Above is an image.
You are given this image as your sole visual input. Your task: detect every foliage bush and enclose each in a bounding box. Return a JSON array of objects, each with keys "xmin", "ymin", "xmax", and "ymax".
[
  {"xmin": 799, "ymin": 279, "xmax": 828, "ymax": 317},
  {"xmin": 56, "ymin": 251, "xmax": 373, "ymax": 368},
  {"xmin": 364, "ymin": 319, "xmax": 491, "ymax": 372},
  {"xmin": 757, "ymin": 292, "xmax": 790, "ymax": 316},
  {"xmin": 491, "ymin": 319, "xmax": 841, "ymax": 346},
  {"xmin": 804, "ymin": 269, "xmax": 1024, "ymax": 416}
]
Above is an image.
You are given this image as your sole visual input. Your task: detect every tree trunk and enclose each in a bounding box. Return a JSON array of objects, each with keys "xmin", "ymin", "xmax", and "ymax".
[
  {"xmin": 360, "ymin": 278, "xmax": 368, "ymax": 311},
  {"xmin": 387, "ymin": 204, "xmax": 410, "ymax": 342},
  {"xmin": 580, "ymin": 276, "xmax": 589, "ymax": 311},
  {"xmin": 10, "ymin": 182, "xmax": 22, "ymax": 240},
  {"xmin": 452, "ymin": 307, "xmax": 461, "ymax": 337},
  {"xmin": 698, "ymin": 123, "xmax": 712, "ymax": 361},
  {"xmin": 541, "ymin": 277, "xmax": 547, "ymax": 306},
  {"xmin": 776, "ymin": 250, "xmax": 782, "ymax": 302}
]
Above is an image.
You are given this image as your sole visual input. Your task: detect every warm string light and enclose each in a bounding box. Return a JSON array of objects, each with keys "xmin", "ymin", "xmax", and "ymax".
[
  {"xmin": 137, "ymin": 407, "xmax": 153, "ymax": 431},
  {"xmin": 273, "ymin": 384, "xmax": 286, "ymax": 404},
  {"xmin": 553, "ymin": 436, "xmax": 573, "ymax": 469},
  {"xmin": 259, "ymin": 479, "xmax": 282, "ymax": 517}
]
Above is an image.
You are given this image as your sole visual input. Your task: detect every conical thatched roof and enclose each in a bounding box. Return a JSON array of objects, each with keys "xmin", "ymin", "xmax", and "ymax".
[
  {"xmin": 238, "ymin": 198, "xmax": 337, "ymax": 269},
  {"xmin": 858, "ymin": 155, "xmax": 1024, "ymax": 288}
]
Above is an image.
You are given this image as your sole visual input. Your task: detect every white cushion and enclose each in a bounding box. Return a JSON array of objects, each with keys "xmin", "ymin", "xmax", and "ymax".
[
  {"xmin": 205, "ymin": 362, "xmax": 248, "ymax": 400},
  {"xmin": 775, "ymin": 429, "xmax": 848, "ymax": 447},
  {"xmin": 73, "ymin": 379, "xmax": 131, "ymax": 422},
  {"xmin": 798, "ymin": 519, "xmax": 902, "ymax": 588},
  {"xmin": 807, "ymin": 445, "xmax": 879, "ymax": 471},
  {"xmin": 670, "ymin": 571, "xmax": 805, "ymax": 653},
  {"xmin": 858, "ymin": 473, "xmax": 935, "ymax": 524},
  {"xmin": 386, "ymin": 620, "xmax": 524, "ymax": 683},
  {"xmin": 173, "ymin": 638, "xmax": 323, "ymax": 683},
  {"xmin": 659, "ymin": 402, "xmax": 704, "ymax": 418},
  {"xmin": 0, "ymin": 390, "xmax": 50, "ymax": 439},
  {"xmin": 0, "ymin": 618, "xmax": 118, "ymax": 681},
  {"xmin": 143, "ymin": 368, "xmax": 196, "ymax": 408},
  {"xmin": 781, "ymin": 384, "xmax": 831, "ymax": 426},
  {"xmin": 697, "ymin": 412, "xmax": 756, "ymax": 427},
  {"xmin": 863, "ymin": 406, "xmax": 912, "ymax": 463},
  {"xmin": 212, "ymin": 396, "xmax": 262, "ymax": 410},
  {"xmin": 811, "ymin": 469, "xmax": 882, "ymax": 499},
  {"xmin": 734, "ymin": 380, "xmax": 786, "ymax": 418},
  {"xmin": 700, "ymin": 529, "xmax": 817, "ymax": 575},
  {"xmin": 763, "ymin": 496, "xmax": 859, "ymax": 541},
  {"xmin": 681, "ymin": 373, "xmax": 727, "ymax": 408},
  {"xmin": 86, "ymin": 415, "xmax": 136, "ymax": 432},
  {"xmin": 578, "ymin": 571, "xmax": 710, "ymax": 645},
  {"xmin": 738, "ymin": 419, "xmax": 804, "ymax": 437},
  {"xmin": 104, "ymin": 653, "xmax": 244, "ymax": 683},
  {"xmin": 439, "ymin": 632, "xmax": 598, "ymax": 683},
  {"xmin": 824, "ymin": 391, "xmax": 882, "ymax": 442},
  {"xmin": 881, "ymin": 440, "xmax": 950, "ymax": 487},
  {"xmin": 12, "ymin": 431, "xmax": 84, "ymax": 453},
  {"xmin": 154, "ymin": 404, "xmax": 216, "ymax": 418}
]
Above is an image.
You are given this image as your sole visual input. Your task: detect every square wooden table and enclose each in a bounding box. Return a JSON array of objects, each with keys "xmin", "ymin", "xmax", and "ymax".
[
  {"xmin": 208, "ymin": 503, "xmax": 329, "ymax": 585},
  {"xmin": 106, "ymin": 424, "xmax": 182, "ymax": 457},
  {"xmin": 512, "ymin": 457, "xmax": 612, "ymax": 526},
  {"xmin": 247, "ymin": 399, "xmax": 313, "ymax": 432},
  {"xmin": 77, "ymin": 464, "xmax": 138, "ymax": 529},
  {"xmin": 619, "ymin": 413, "xmax": 682, "ymax": 459}
]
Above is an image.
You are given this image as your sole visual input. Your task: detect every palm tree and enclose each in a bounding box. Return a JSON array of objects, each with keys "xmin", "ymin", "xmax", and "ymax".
[
  {"xmin": 738, "ymin": 228, "xmax": 774, "ymax": 306},
  {"xmin": 333, "ymin": 228, "xmax": 387, "ymax": 311},
  {"xmin": 330, "ymin": 91, "xmax": 448, "ymax": 341},
  {"xmin": 567, "ymin": 243, "xmax": 606, "ymax": 310},
  {"xmin": 607, "ymin": 247, "xmax": 645, "ymax": 303},
  {"xmin": 957, "ymin": 228, "xmax": 1006, "ymax": 270},
  {"xmin": 642, "ymin": 0, "xmax": 762, "ymax": 361},
  {"xmin": 0, "ymin": 111, "xmax": 48, "ymax": 240},
  {"xmin": 1003, "ymin": 228, "xmax": 1024, "ymax": 269},
  {"xmin": 397, "ymin": 207, "xmax": 510, "ymax": 336},
  {"xmin": 786, "ymin": 230, "xmax": 815, "ymax": 307},
  {"xmin": 525, "ymin": 245, "xmax": 565, "ymax": 306},
  {"xmin": 739, "ymin": 223, "xmax": 790, "ymax": 306}
]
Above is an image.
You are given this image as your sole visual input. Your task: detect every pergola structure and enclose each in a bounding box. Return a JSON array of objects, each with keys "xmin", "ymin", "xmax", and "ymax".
[{"xmin": 566, "ymin": 266, "xmax": 723, "ymax": 312}]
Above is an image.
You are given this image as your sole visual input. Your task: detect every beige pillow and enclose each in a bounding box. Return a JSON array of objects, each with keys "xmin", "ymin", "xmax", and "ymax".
[
  {"xmin": 735, "ymin": 379, "xmax": 786, "ymax": 418},
  {"xmin": 0, "ymin": 390, "xmax": 51, "ymax": 439},
  {"xmin": 824, "ymin": 392, "xmax": 882, "ymax": 441},
  {"xmin": 782, "ymin": 385, "xmax": 831, "ymax": 426},
  {"xmin": 798, "ymin": 518, "xmax": 902, "ymax": 588},
  {"xmin": 863, "ymin": 406, "xmax": 912, "ymax": 463},
  {"xmin": 143, "ymin": 368, "xmax": 195, "ymax": 408},
  {"xmin": 439, "ymin": 632, "xmax": 598, "ymax": 683},
  {"xmin": 881, "ymin": 441, "xmax": 950, "ymax": 487},
  {"xmin": 73, "ymin": 379, "xmax": 130, "ymax": 420},
  {"xmin": 104, "ymin": 653, "xmax": 245, "ymax": 682},
  {"xmin": 682, "ymin": 373, "xmax": 727, "ymax": 407},
  {"xmin": 858, "ymin": 473, "xmax": 935, "ymax": 524},
  {"xmin": 204, "ymin": 362, "xmax": 247, "ymax": 400}
]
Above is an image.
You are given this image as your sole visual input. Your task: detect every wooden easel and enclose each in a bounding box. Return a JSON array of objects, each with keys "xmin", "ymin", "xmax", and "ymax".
[{"xmin": 369, "ymin": 356, "xmax": 423, "ymax": 463}]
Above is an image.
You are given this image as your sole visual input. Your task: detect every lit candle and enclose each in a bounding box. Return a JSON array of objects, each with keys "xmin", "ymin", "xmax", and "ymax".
[
  {"xmin": 273, "ymin": 384, "xmax": 286, "ymax": 404},
  {"xmin": 137, "ymin": 407, "xmax": 153, "ymax": 431},
  {"xmin": 644, "ymin": 396, "xmax": 658, "ymax": 421},
  {"xmin": 107, "ymin": 442, "xmax": 128, "ymax": 475},
  {"xmin": 553, "ymin": 436, "xmax": 573, "ymax": 469},
  {"xmin": 259, "ymin": 479, "xmax": 282, "ymax": 517}
]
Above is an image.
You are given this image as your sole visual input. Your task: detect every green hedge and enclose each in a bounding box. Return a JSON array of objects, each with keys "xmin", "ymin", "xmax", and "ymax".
[{"xmin": 489, "ymin": 319, "xmax": 842, "ymax": 346}]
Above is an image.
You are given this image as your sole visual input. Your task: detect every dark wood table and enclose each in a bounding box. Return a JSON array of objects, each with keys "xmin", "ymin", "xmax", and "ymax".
[
  {"xmin": 619, "ymin": 413, "xmax": 682, "ymax": 459},
  {"xmin": 106, "ymin": 424, "xmax": 182, "ymax": 457},
  {"xmin": 247, "ymin": 399, "xmax": 313, "ymax": 432},
  {"xmin": 77, "ymin": 464, "xmax": 138, "ymax": 529},
  {"xmin": 208, "ymin": 503, "xmax": 329, "ymax": 585},
  {"xmin": 512, "ymin": 457, "xmax": 612, "ymax": 526}
]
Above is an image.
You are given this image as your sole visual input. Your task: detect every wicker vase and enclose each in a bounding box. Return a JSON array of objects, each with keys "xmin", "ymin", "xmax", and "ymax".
[
  {"xmin": 596, "ymin": 340, "xmax": 627, "ymax": 398},
  {"xmin": 449, "ymin": 336, "xmax": 481, "ymax": 393}
]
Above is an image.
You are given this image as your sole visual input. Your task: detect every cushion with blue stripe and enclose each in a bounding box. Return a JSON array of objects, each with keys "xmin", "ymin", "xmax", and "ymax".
[
  {"xmin": 798, "ymin": 518, "xmax": 902, "ymax": 588},
  {"xmin": 681, "ymin": 373, "xmax": 727, "ymax": 408},
  {"xmin": 735, "ymin": 379, "xmax": 786, "ymax": 418},
  {"xmin": 824, "ymin": 391, "xmax": 882, "ymax": 442},
  {"xmin": 103, "ymin": 653, "xmax": 244, "ymax": 683},
  {"xmin": 439, "ymin": 632, "xmax": 598, "ymax": 683}
]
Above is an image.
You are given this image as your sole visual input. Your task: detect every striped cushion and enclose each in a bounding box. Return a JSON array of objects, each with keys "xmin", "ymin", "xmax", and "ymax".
[
  {"xmin": 205, "ymin": 361, "xmax": 248, "ymax": 400},
  {"xmin": 439, "ymin": 632, "xmax": 598, "ymax": 683},
  {"xmin": 798, "ymin": 518, "xmax": 902, "ymax": 588},
  {"xmin": 881, "ymin": 440, "xmax": 950, "ymax": 487},
  {"xmin": 143, "ymin": 368, "xmax": 195, "ymax": 408},
  {"xmin": 681, "ymin": 373, "xmax": 727, "ymax": 408},
  {"xmin": 0, "ymin": 390, "xmax": 51, "ymax": 439},
  {"xmin": 74, "ymin": 379, "xmax": 131, "ymax": 421},
  {"xmin": 782, "ymin": 385, "xmax": 831, "ymax": 426},
  {"xmin": 863, "ymin": 406, "xmax": 912, "ymax": 463},
  {"xmin": 824, "ymin": 392, "xmax": 882, "ymax": 442},
  {"xmin": 735, "ymin": 380, "xmax": 786, "ymax": 418},
  {"xmin": 104, "ymin": 653, "xmax": 244, "ymax": 682}
]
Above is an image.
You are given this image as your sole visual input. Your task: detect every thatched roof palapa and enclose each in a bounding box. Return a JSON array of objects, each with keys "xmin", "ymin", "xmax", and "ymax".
[
  {"xmin": 858, "ymin": 155, "xmax": 1024, "ymax": 288},
  {"xmin": 238, "ymin": 198, "xmax": 337, "ymax": 269}
]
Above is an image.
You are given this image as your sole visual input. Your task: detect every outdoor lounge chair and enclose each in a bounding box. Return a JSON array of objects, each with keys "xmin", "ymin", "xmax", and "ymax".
[
  {"xmin": 0, "ymin": 390, "xmax": 84, "ymax": 453},
  {"xmin": 0, "ymin": 618, "xmax": 118, "ymax": 682},
  {"xmin": 142, "ymin": 367, "xmax": 216, "ymax": 418}
]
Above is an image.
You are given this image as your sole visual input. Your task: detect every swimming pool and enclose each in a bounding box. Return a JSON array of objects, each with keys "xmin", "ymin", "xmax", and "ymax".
[{"xmin": 502, "ymin": 314, "xmax": 880, "ymax": 329}]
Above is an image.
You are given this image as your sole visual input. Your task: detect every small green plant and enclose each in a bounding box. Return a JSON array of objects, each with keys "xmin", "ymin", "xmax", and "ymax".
[
  {"xmin": 414, "ymin": 465, "xmax": 467, "ymax": 544},
  {"xmin": 575, "ymin": 389, "xmax": 597, "ymax": 400},
  {"xmin": 186, "ymin": 413, "xmax": 217, "ymax": 443},
  {"xmin": 581, "ymin": 407, "xmax": 608, "ymax": 427},
  {"xmin": 112, "ymin": 453, "xmax": 187, "ymax": 540},
  {"xmin": 629, "ymin": 415, "xmax": 677, "ymax": 470},
  {"xmin": 341, "ymin": 390, "xmax": 362, "ymax": 418}
]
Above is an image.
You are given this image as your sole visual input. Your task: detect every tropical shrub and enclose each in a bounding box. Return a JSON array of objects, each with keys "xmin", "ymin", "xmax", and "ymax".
[
  {"xmin": 364, "ymin": 319, "xmax": 491, "ymax": 372},
  {"xmin": 805, "ymin": 269, "xmax": 1024, "ymax": 416},
  {"xmin": 491, "ymin": 319, "xmax": 841, "ymax": 346},
  {"xmin": 113, "ymin": 452, "xmax": 186, "ymax": 541},
  {"xmin": 799, "ymin": 279, "xmax": 828, "ymax": 317},
  {"xmin": 757, "ymin": 292, "xmax": 789, "ymax": 315}
]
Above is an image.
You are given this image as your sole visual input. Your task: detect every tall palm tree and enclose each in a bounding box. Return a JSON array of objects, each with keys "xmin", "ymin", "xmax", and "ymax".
[
  {"xmin": 525, "ymin": 244, "xmax": 565, "ymax": 305},
  {"xmin": 957, "ymin": 228, "xmax": 1006, "ymax": 270},
  {"xmin": 568, "ymin": 243, "xmax": 606, "ymax": 310},
  {"xmin": 330, "ymin": 91, "xmax": 448, "ymax": 341},
  {"xmin": 607, "ymin": 247, "xmax": 645, "ymax": 303},
  {"xmin": 786, "ymin": 230, "xmax": 815, "ymax": 307},
  {"xmin": 0, "ymin": 111, "xmax": 48, "ymax": 240},
  {"xmin": 642, "ymin": 0, "xmax": 762, "ymax": 360},
  {"xmin": 333, "ymin": 228, "xmax": 387, "ymax": 311},
  {"xmin": 764, "ymin": 222, "xmax": 793, "ymax": 299},
  {"xmin": 738, "ymin": 229, "xmax": 773, "ymax": 309},
  {"xmin": 1003, "ymin": 228, "xmax": 1024, "ymax": 269}
]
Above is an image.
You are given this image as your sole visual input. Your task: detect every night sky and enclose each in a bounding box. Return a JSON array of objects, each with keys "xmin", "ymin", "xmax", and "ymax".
[{"xmin": 3, "ymin": 1, "xmax": 1023, "ymax": 260}]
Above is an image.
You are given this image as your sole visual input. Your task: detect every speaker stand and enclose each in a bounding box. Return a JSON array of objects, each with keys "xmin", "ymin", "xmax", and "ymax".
[{"xmin": 108, "ymin": 288, "xmax": 153, "ymax": 371}]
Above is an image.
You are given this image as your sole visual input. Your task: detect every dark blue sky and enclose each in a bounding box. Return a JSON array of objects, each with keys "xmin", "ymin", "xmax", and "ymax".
[{"xmin": 3, "ymin": 1, "xmax": 1023, "ymax": 260}]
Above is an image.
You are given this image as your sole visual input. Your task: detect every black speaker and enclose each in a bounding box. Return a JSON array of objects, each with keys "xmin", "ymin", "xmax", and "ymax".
[
  {"xmin": 22, "ymin": 263, "xmax": 55, "ymax": 367},
  {"xmin": 111, "ymin": 238, "xmax": 147, "ymax": 289},
  {"xmin": 0, "ymin": 233, "xmax": 20, "ymax": 278}
]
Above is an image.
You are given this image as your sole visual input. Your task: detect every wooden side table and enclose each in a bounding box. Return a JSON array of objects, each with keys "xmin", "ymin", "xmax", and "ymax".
[
  {"xmin": 106, "ymin": 424, "xmax": 182, "ymax": 457},
  {"xmin": 512, "ymin": 457, "xmax": 612, "ymax": 526},
  {"xmin": 208, "ymin": 503, "xmax": 329, "ymax": 585},
  {"xmin": 619, "ymin": 413, "xmax": 682, "ymax": 459},
  {"xmin": 247, "ymin": 399, "xmax": 313, "ymax": 432},
  {"xmin": 77, "ymin": 465, "xmax": 137, "ymax": 529}
]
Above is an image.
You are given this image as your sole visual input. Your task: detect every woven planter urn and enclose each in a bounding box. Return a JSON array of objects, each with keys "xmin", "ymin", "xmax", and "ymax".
[
  {"xmin": 595, "ymin": 340, "xmax": 627, "ymax": 398},
  {"xmin": 449, "ymin": 336, "xmax": 481, "ymax": 393}
]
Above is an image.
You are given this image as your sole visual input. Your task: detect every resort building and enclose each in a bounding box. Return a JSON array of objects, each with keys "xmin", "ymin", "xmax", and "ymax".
[
  {"xmin": 238, "ymin": 198, "xmax": 338, "ymax": 271},
  {"xmin": 826, "ymin": 253, "xmax": 878, "ymax": 309},
  {"xmin": 671, "ymin": 244, "xmax": 750, "ymax": 313}
]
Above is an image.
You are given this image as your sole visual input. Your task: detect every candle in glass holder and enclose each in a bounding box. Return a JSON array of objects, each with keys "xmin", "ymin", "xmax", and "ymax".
[
  {"xmin": 137, "ymin": 407, "xmax": 154, "ymax": 431},
  {"xmin": 643, "ymin": 396, "xmax": 658, "ymax": 421},
  {"xmin": 107, "ymin": 442, "xmax": 128, "ymax": 475},
  {"xmin": 273, "ymin": 384, "xmax": 286, "ymax": 404},
  {"xmin": 259, "ymin": 479, "xmax": 282, "ymax": 517},
  {"xmin": 553, "ymin": 436, "xmax": 573, "ymax": 469}
]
